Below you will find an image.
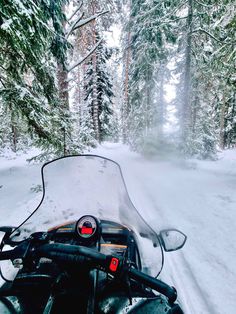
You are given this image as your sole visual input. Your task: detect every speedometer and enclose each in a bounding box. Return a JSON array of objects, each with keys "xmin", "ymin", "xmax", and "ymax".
[{"xmin": 76, "ymin": 216, "xmax": 98, "ymax": 239}]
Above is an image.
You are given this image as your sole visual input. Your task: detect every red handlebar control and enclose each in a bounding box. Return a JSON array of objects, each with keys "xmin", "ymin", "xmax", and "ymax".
[{"xmin": 109, "ymin": 257, "xmax": 119, "ymax": 272}]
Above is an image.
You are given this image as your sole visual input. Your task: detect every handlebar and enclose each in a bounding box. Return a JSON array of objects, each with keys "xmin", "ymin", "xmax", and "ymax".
[
  {"xmin": 128, "ymin": 267, "xmax": 177, "ymax": 303},
  {"xmin": 0, "ymin": 242, "xmax": 177, "ymax": 303}
]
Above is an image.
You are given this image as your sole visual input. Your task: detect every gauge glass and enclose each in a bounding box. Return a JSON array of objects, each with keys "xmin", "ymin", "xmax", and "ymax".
[{"xmin": 77, "ymin": 216, "xmax": 97, "ymax": 238}]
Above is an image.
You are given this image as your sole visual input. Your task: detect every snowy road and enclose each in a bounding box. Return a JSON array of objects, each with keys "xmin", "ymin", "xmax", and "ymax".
[
  {"xmin": 93, "ymin": 143, "xmax": 236, "ymax": 314},
  {"xmin": 0, "ymin": 143, "xmax": 236, "ymax": 313}
]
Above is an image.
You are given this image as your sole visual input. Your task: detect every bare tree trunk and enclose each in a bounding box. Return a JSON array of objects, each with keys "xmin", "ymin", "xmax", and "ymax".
[
  {"xmin": 122, "ymin": 29, "xmax": 131, "ymax": 143},
  {"xmin": 57, "ymin": 4, "xmax": 69, "ymax": 110},
  {"xmin": 182, "ymin": 0, "xmax": 193, "ymax": 143},
  {"xmin": 11, "ymin": 124, "xmax": 17, "ymax": 152},
  {"xmin": 56, "ymin": 3, "xmax": 69, "ymax": 155},
  {"xmin": 145, "ymin": 67, "xmax": 152, "ymax": 136},
  {"xmin": 57, "ymin": 61, "xmax": 69, "ymax": 155},
  {"xmin": 57, "ymin": 62, "xmax": 69, "ymax": 110},
  {"xmin": 220, "ymin": 95, "xmax": 226, "ymax": 150},
  {"xmin": 74, "ymin": 33, "xmax": 83, "ymax": 127},
  {"xmin": 92, "ymin": 50, "xmax": 100, "ymax": 142},
  {"xmin": 158, "ymin": 64, "xmax": 165, "ymax": 139},
  {"xmin": 90, "ymin": 1, "xmax": 100, "ymax": 143},
  {"xmin": 228, "ymin": 92, "xmax": 236, "ymax": 148}
]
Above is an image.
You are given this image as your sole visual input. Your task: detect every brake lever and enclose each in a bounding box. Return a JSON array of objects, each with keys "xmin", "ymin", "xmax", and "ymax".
[
  {"xmin": 11, "ymin": 239, "xmax": 33, "ymax": 268},
  {"xmin": 9, "ymin": 233, "xmax": 48, "ymax": 268}
]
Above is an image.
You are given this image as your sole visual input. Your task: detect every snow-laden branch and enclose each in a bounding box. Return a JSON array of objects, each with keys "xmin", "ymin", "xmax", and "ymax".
[
  {"xmin": 67, "ymin": 39, "xmax": 102, "ymax": 72},
  {"xmin": 67, "ymin": 1, "xmax": 83, "ymax": 22},
  {"xmin": 66, "ymin": 11, "xmax": 109, "ymax": 38},
  {"xmin": 194, "ymin": 0, "xmax": 214, "ymax": 7},
  {"xmin": 0, "ymin": 75, "xmax": 6, "ymax": 87},
  {"xmin": 192, "ymin": 28, "xmax": 224, "ymax": 43},
  {"xmin": 66, "ymin": 12, "xmax": 85, "ymax": 38},
  {"xmin": 72, "ymin": 10, "xmax": 109, "ymax": 31}
]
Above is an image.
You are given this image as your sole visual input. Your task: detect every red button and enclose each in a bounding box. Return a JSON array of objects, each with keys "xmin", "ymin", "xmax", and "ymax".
[{"xmin": 109, "ymin": 257, "xmax": 119, "ymax": 272}]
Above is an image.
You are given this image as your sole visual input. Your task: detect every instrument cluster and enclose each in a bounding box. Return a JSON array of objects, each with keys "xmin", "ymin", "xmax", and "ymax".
[{"xmin": 48, "ymin": 215, "xmax": 132, "ymax": 258}]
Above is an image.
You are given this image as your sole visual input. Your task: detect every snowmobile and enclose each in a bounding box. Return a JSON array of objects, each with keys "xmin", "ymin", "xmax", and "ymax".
[{"xmin": 0, "ymin": 155, "xmax": 186, "ymax": 313}]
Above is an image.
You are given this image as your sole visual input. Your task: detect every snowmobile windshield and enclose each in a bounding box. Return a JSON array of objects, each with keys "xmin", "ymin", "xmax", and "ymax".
[{"xmin": 0, "ymin": 155, "xmax": 163, "ymax": 281}]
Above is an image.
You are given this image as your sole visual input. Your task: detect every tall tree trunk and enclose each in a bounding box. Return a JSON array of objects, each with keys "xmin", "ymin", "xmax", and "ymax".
[
  {"xmin": 56, "ymin": 3, "xmax": 69, "ymax": 155},
  {"xmin": 57, "ymin": 4, "xmax": 69, "ymax": 110},
  {"xmin": 191, "ymin": 97, "xmax": 198, "ymax": 136},
  {"xmin": 10, "ymin": 110, "xmax": 17, "ymax": 152},
  {"xmin": 90, "ymin": 1, "xmax": 100, "ymax": 143},
  {"xmin": 57, "ymin": 62, "xmax": 69, "ymax": 110},
  {"xmin": 122, "ymin": 29, "xmax": 131, "ymax": 143},
  {"xmin": 229, "ymin": 92, "xmax": 236, "ymax": 148},
  {"xmin": 158, "ymin": 64, "xmax": 165, "ymax": 139},
  {"xmin": 92, "ymin": 50, "xmax": 100, "ymax": 143},
  {"xmin": 145, "ymin": 67, "xmax": 152, "ymax": 135},
  {"xmin": 92, "ymin": 26, "xmax": 101, "ymax": 143},
  {"xmin": 219, "ymin": 95, "xmax": 226, "ymax": 150},
  {"xmin": 182, "ymin": 0, "xmax": 193, "ymax": 143},
  {"xmin": 11, "ymin": 124, "xmax": 17, "ymax": 152},
  {"xmin": 74, "ymin": 33, "xmax": 83, "ymax": 127}
]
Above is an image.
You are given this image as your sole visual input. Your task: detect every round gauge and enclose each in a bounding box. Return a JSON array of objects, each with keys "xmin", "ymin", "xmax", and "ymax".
[{"xmin": 77, "ymin": 216, "xmax": 97, "ymax": 239}]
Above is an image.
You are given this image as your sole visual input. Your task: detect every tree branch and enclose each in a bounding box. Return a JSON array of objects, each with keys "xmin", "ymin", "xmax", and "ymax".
[
  {"xmin": 67, "ymin": 1, "xmax": 83, "ymax": 22},
  {"xmin": 73, "ymin": 10, "xmax": 109, "ymax": 31},
  {"xmin": 67, "ymin": 39, "xmax": 102, "ymax": 72},
  {"xmin": 194, "ymin": 0, "xmax": 214, "ymax": 7},
  {"xmin": 66, "ymin": 12, "xmax": 85, "ymax": 38},
  {"xmin": 66, "ymin": 10, "xmax": 109, "ymax": 38},
  {"xmin": 192, "ymin": 28, "xmax": 223, "ymax": 43},
  {"xmin": 0, "ymin": 76, "xmax": 6, "ymax": 87}
]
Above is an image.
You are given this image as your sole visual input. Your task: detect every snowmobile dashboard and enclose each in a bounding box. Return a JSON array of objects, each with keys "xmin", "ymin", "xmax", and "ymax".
[{"xmin": 46, "ymin": 216, "xmax": 137, "ymax": 260}]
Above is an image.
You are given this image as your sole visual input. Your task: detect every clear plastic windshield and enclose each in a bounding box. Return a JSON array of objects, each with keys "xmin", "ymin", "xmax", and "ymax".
[{"xmin": 1, "ymin": 155, "xmax": 163, "ymax": 280}]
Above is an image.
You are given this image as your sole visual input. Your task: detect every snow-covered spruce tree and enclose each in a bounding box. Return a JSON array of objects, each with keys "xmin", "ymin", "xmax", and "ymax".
[
  {"xmin": 84, "ymin": 36, "xmax": 114, "ymax": 143},
  {"xmin": 0, "ymin": 0, "xmax": 68, "ymax": 152},
  {"xmin": 0, "ymin": 105, "xmax": 30, "ymax": 152},
  {"xmin": 210, "ymin": 1, "xmax": 236, "ymax": 149},
  {"xmin": 51, "ymin": 0, "xmax": 113, "ymax": 153},
  {"xmin": 125, "ymin": 0, "xmax": 177, "ymax": 151},
  {"xmin": 71, "ymin": 107, "xmax": 97, "ymax": 151},
  {"xmin": 69, "ymin": 28, "xmax": 97, "ymax": 151},
  {"xmin": 175, "ymin": 0, "xmax": 236, "ymax": 158}
]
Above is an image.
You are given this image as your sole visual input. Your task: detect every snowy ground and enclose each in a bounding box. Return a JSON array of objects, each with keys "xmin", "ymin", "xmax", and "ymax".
[{"xmin": 0, "ymin": 143, "xmax": 236, "ymax": 313}]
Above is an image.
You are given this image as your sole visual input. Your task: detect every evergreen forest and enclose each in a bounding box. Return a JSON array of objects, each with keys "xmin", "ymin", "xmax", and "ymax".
[{"xmin": 0, "ymin": 0, "xmax": 235, "ymax": 160}]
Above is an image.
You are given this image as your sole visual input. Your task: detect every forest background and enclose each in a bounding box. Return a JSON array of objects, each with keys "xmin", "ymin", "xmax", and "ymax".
[{"xmin": 0, "ymin": 0, "xmax": 235, "ymax": 160}]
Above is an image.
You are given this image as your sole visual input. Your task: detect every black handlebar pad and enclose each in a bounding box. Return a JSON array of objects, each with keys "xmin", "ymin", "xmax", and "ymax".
[
  {"xmin": 35, "ymin": 243, "xmax": 107, "ymax": 264},
  {"xmin": 0, "ymin": 243, "xmax": 177, "ymax": 302},
  {"xmin": 34, "ymin": 243, "xmax": 110, "ymax": 271},
  {"xmin": 0, "ymin": 250, "xmax": 16, "ymax": 261}
]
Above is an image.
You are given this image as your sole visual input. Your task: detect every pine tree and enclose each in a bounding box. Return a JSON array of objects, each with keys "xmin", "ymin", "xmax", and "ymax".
[
  {"xmin": 84, "ymin": 37, "xmax": 114, "ymax": 143},
  {"xmin": 0, "ymin": 0, "xmax": 68, "ymax": 152},
  {"xmin": 125, "ymin": 0, "xmax": 177, "ymax": 150},
  {"xmin": 175, "ymin": 0, "xmax": 236, "ymax": 157}
]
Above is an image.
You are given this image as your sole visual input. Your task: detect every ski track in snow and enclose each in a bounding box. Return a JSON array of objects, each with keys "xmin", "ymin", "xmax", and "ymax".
[{"xmin": 0, "ymin": 143, "xmax": 236, "ymax": 313}]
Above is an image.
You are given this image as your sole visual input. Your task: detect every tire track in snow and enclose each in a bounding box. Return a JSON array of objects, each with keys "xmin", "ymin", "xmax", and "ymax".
[
  {"xmin": 167, "ymin": 251, "xmax": 218, "ymax": 314},
  {"xmin": 140, "ymin": 183, "xmax": 217, "ymax": 314}
]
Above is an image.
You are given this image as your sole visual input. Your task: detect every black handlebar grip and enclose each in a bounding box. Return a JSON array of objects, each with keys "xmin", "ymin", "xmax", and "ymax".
[
  {"xmin": 35, "ymin": 243, "xmax": 107, "ymax": 265},
  {"xmin": 129, "ymin": 267, "xmax": 177, "ymax": 303}
]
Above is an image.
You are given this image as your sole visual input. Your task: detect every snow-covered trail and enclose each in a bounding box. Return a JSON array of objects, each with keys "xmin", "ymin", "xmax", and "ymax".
[
  {"xmin": 0, "ymin": 143, "xmax": 236, "ymax": 313},
  {"xmin": 0, "ymin": 150, "xmax": 42, "ymax": 225},
  {"xmin": 93, "ymin": 143, "xmax": 236, "ymax": 314}
]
